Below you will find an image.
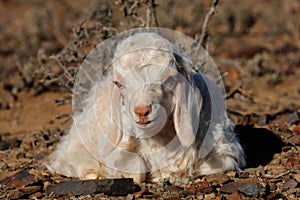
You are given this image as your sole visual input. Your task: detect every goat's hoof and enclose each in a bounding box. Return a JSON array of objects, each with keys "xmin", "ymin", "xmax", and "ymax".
[{"xmin": 82, "ymin": 170, "xmax": 99, "ymax": 180}]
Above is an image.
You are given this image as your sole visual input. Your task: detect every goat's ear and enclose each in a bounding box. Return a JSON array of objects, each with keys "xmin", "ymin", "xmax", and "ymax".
[
  {"xmin": 109, "ymin": 84, "xmax": 123, "ymax": 146},
  {"xmin": 173, "ymin": 55, "xmax": 202, "ymax": 146}
]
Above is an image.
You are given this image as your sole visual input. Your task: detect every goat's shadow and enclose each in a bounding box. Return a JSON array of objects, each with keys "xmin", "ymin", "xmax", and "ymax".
[{"xmin": 235, "ymin": 125, "xmax": 285, "ymax": 168}]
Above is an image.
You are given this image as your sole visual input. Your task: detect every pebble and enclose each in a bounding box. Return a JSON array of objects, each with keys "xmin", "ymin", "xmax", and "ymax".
[
  {"xmin": 0, "ymin": 170, "xmax": 36, "ymax": 189},
  {"xmin": 220, "ymin": 178, "xmax": 262, "ymax": 196},
  {"xmin": 195, "ymin": 181, "xmax": 214, "ymax": 194},
  {"xmin": 283, "ymin": 178, "xmax": 298, "ymax": 189},
  {"xmin": 205, "ymin": 173, "xmax": 230, "ymax": 184}
]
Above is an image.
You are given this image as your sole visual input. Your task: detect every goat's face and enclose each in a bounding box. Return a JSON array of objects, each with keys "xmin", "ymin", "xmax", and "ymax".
[
  {"xmin": 110, "ymin": 33, "xmax": 201, "ymax": 145},
  {"xmin": 112, "ymin": 52, "xmax": 177, "ymax": 137}
]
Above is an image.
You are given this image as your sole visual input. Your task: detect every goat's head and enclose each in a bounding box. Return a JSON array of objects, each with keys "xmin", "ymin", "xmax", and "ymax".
[{"xmin": 111, "ymin": 33, "xmax": 201, "ymax": 145}]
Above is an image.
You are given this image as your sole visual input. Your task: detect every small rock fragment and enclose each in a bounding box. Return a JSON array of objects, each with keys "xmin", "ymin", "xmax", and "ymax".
[
  {"xmin": 293, "ymin": 172, "xmax": 300, "ymax": 183},
  {"xmin": 94, "ymin": 193, "xmax": 105, "ymax": 200},
  {"xmin": 186, "ymin": 186, "xmax": 197, "ymax": 195},
  {"xmin": 8, "ymin": 189, "xmax": 20, "ymax": 199},
  {"xmin": 287, "ymin": 135, "xmax": 300, "ymax": 145},
  {"xmin": 226, "ymin": 191, "xmax": 243, "ymax": 200},
  {"xmin": 226, "ymin": 171, "xmax": 237, "ymax": 178},
  {"xmin": 220, "ymin": 182, "xmax": 240, "ymax": 194},
  {"xmin": 29, "ymin": 192, "xmax": 43, "ymax": 199},
  {"xmin": 8, "ymin": 186, "xmax": 41, "ymax": 200},
  {"xmin": 291, "ymin": 124, "xmax": 300, "ymax": 134},
  {"xmin": 0, "ymin": 138, "xmax": 21, "ymax": 151},
  {"xmin": 267, "ymin": 182, "xmax": 277, "ymax": 191},
  {"xmin": 257, "ymin": 114, "xmax": 272, "ymax": 126},
  {"xmin": 134, "ymin": 188, "xmax": 153, "ymax": 198},
  {"xmin": 18, "ymin": 186, "xmax": 42, "ymax": 196},
  {"xmin": 195, "ymin": 181, "xmax": 214, "ymax": 194},
  {"xmin": 204, "ymin": 192, "xmax": 216, "ymax": 200},
  {"xmin": 244, "ymin": 167, "xmax": 264, "ymax": 176},
  {"xmin": 266, "ymin": 192, "xmax": 285, "ymax": 200},
  {"xmin": 236, "ymin": 172, "xmax": 250, "ymax": 179},
  {"xmin": 220, "ymin": 178, "xmax": 261, "ymax": 196},
  {"xmin": 0, "ymin": 170, "xmax": 36, "ymax": 189},
  {"xmin": 238, "ymin": 181, "xmax": 260, "ymax": 196},
  {"xmin": 283, "ymin": 178, "xmax": 298, "ymax": 189},
  {"xmin": 165, "ymin": 185, "xmax": 184, "ymax": 192},
  {"xmin": 287, "ymin": 112, "xmax": 299, "ymax": 125},
  {"xmin": 206, "ymin": 173, "xmax": 230, "ymax": 184}
]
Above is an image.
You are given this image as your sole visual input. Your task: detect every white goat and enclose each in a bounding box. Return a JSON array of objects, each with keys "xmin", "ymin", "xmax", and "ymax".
[{"xmin": 45, "ymin": 32, "xmax": 245, "ymax": 184}]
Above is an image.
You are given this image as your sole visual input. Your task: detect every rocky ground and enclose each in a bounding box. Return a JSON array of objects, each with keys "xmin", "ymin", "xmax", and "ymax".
[{"xmin": 0, "ymin": 0, "xmax": 299, "ymax": 199}]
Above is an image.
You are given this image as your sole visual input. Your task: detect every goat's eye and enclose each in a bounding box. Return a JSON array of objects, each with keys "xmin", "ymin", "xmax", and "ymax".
[{"xmin": 113, "ymin": 81, "xmax": 123, "ymax": 88}]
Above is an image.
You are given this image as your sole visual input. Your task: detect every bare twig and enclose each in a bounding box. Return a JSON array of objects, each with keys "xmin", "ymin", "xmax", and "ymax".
[
  {"xmin": 226, "ymin": 87, "xmax": 254, "ymax": 103},
  {"xmin": 50, "ymin": 55, "xmax": 74, "ymax": 83},
  {"xmin": 55, "ymin": 113, "xmax": 72, "ymax": 120},
  {"xmin": 15, "ymin": 56, "xmax": 32, "ymax": 85},
  {"xmin": 197, "ymin": 0, "xmax": 219, "ymax": 49},
  {"xmin": 146, "ymin": 0, "xmax": 159, "ymax": 27},
  {"xmin": 117, "ymin": 0, "xmax": 159, "ymax": 28},
  {"xmin": 53, "ymin": 98, "xmax": 71, "ymax": 106}
]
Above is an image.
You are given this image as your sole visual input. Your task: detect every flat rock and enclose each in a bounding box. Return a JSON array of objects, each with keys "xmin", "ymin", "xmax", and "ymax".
[
  {"xmin": 220, "ymin": 178, "xmax": 262, "ymax": 196},
  {"xmin": 226, "ymin": 191, "xmax": 244, "ymax": 200},
  {"xmin": 186, "ymin": 181, "xmax": 213, "ymax": 195},
  {"xmin": 195, "ymin": 181, "xmax": 213, "ymax": 194},
  {"xmin": 8, "ymin": 186, "xmax": 42, "ymax": 199},
  {"xmin": 205, "ymin": 173, "xmax": 230, "ymax": 184},
  {"xmin": 165, "ymin": 185, "xmax": 184, "ymax": 192},
  {"xmin": 134, "ymin": 188, "xmax": 154, "ymax": 198},
  {"xmin": 0, "ymin": 138, "xmax": 21, "ymax": 151},
  {"xmin": 287, "ymin": 135, "xmax": 300, "ymax": 145},
  {"xmin": 236, "ymin": 172, "xmax": 250, "ymax": 179},
  {"xmin": 45, "ymin": 178, "xmax": 136, "ymax": 196},
  {"xmin": 0, "ymin": 170, "xmax": 36, "ymax": 189},
  {"xmin": 283, "ymin": 178, "xmax": 298, "ymax": 189}
]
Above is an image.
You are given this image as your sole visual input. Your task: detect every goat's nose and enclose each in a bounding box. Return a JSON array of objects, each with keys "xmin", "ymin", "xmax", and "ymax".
[{"xmin": 134, "ymin": 105, "xmax": 151, "ymax": 117}]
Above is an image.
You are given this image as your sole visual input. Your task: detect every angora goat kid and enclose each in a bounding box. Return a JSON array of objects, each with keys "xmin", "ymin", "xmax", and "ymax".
[{"xmin": 46, "ymin": 32, "xmax": 245, "ymax": 184}]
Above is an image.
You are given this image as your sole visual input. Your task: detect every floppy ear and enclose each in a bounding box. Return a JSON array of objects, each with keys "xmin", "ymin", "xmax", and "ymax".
[
  {"xmin": 173, "ymin": 55, "xmax": 202, "ymax": 146},
  {"xmin": 108, "ymin": 84, "xmax": 124, "ymax": 147}
]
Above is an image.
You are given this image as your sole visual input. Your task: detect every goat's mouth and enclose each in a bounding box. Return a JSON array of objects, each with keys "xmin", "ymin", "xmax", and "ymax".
[{"xmin": 136, "ymin": 120, "xmax": 152, "ymax": 126}]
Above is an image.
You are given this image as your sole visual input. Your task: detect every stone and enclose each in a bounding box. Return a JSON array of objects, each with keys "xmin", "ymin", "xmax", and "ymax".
[
  {"xmin": 292, "ymin": 172, "xmax": 300, "ymax": 183},
  {"xmin": 0, "ymin": 138, "xmax": 21, "ymax": 151},
  {"xmin": 205, "ymin": 173, "xmax": 230, "ymax": 184},
  {"xmin": 165, "ymin": 185, "xmax": 184, "ymax": 192},
  {"xmin": 134, "ymin": 188, "xmax": 153, "ymax": 198},
  {"xmin": 236, "ymin": 172, "xmax": 250, "ymax": 179},
  {"xmin": 291, "ymin": 124, "xmax": 300, "ymax": 134},
  {"xmin": 195, "ymin": 181, "xmax": 214, "ymax": 194},
  {"xmin": 29, "ymin": 192, "xmax": 43, "ymax": 199},
  {"xmin": 0, "ymin": 170, "xmax": 36, "ymax": 189},
  {"xmin": 238, "ymin": 181, "xmax": 261, "ymax": 196},
  {"xmin": 226, "ymin": 191, "xmax": 244, "ymax": 200},
  {"xmin": 288, "ymin": 135, "xmax": 300, "ymax": 145},
  {"xmin": 8, "ymin": 186, "xmax": 42, "ymax": 199},
  {"xmin": 283, "ymin": 178, "xmax": 298, "ymax": 189},
  {"xmin": 45, "ymin": 178, "xmax": 136, "ymax": 196},
  {"xmin": 220, "ymin": 178, "xmax": 262, "ymax": 196}
]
